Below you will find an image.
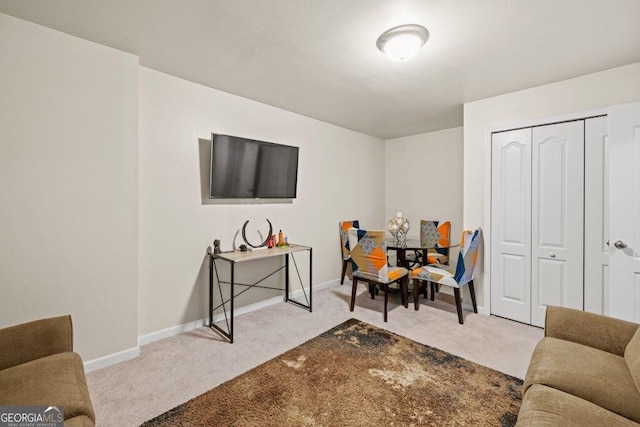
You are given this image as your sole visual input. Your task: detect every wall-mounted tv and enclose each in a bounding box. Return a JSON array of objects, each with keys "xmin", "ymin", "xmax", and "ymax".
[{"xmin": 209, "ymin": 133, "xmax": 299, "ymax": 199}]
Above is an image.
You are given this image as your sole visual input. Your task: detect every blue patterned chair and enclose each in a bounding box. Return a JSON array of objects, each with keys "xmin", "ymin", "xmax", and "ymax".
[
  {"xmin": 411, "ymin": 229, "xmax": 480, "ymax": 324},
  {"xmin": 348, "ymin": 228, "xmax": 409, "ymax": 322}
]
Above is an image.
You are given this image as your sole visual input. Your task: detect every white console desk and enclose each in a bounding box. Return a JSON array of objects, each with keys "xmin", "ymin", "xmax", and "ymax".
[{"xmin": 208, "ymin": 244, "xmax": 312, "ymax": 343}]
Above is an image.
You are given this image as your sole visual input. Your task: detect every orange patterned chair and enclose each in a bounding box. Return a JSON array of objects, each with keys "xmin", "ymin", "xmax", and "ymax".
[
  {"xmin": 412, "ymin": 229, "xmax": 480, "ymax": 324},
  {"xmin": 348, "ymin": 228, "xmax": 409, "ymax": 322},
  {"xmin": 339, "ymin": 220, "xmax": 360, "ymax": 284}
]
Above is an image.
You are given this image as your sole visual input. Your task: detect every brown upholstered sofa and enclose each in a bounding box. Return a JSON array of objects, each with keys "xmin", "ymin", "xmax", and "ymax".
[
  {"xmin": 0, "ymin": 315, "xmax": 95, "ymax": 427},
  {"xmin": 516, "ymin": 306, "xmax": 640, "ymax": 426}
]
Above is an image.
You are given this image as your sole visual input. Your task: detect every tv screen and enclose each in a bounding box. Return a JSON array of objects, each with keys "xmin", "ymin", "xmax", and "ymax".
[{"xmin": 209, "ymin": 134, "xmax": 299, "ymax": 199}]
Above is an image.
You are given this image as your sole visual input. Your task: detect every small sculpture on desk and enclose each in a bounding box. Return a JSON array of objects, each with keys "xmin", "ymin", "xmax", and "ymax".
[
  {"xmin": 213, "ymin": 239, "xmax": 221, "ymax": 255},
  {"xmin": 239, "ymin": 244, "xmax": 247, "ymax": 252}
]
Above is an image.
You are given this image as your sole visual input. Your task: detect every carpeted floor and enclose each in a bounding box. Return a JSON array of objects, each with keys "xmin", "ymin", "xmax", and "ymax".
[
  {"xmin": 142, "ymin": 319, "xmax": 523, "ymax": 426},
  {"xmin": 87, "ymin": 282, "xmax": 542, "ymax": 426}
]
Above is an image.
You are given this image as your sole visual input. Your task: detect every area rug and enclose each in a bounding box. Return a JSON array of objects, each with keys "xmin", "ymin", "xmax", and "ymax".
[{"xmin": 141, "ymin": 319, "xmax": 522, "ymax": 426}]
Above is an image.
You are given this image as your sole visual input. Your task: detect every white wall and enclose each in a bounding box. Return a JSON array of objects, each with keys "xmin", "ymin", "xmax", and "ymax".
[
  {"xmin": 385, "ymin": 127, "xmax": 464, "ymax": 243},
  {"xmin": 138, "ymin": 67, "xmax": 385, "ymax": 336},
  {"xmin": 0, "ymin": 14, "xmax": 139, "ymax": 360},
  {"xmin": 464, "ymin": 62, "xmax": 640, "ymax": 311}
]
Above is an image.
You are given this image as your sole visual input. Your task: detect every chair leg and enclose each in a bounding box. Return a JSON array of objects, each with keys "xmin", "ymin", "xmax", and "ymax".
[
  {"xmin": 402, "ymin": 277, "xmax": 408, "ymax": 309},
  {"xmin": 430, "ymin": 282, "xmax": 436, "ymax": 301},
  {"xmin": 454, "ymin": 288, "xmax": 464, "ymax": 324},
  {"xmin": 383, "ymin": 285, "xmax": 389, "ymax": 322},
  {"xmin": 468, "ymin": 280, "xmax": 478, "ymax": 313},
  {"xmin": 422, "ymin": 282, "xmax": 428, "ymax": 299},
  {"xmin": 413, "ymin": 279, "xmax": 420, "ymax": 311},
  {"xmin": 350, "ymin": 277, "xmax": 358, "ymax": 312},
  {"xmin": 369, "ymin": 282, "xmax": 375, "ymax": 299},
  {"xmin": 341, "ymin": 259, "xmax": 349, "ymax": 285}
]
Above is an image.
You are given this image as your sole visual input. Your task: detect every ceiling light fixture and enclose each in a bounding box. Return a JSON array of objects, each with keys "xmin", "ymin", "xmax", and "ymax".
[{"xmin": 376, "ymin": 24, "xmax": 429, "ymax": 62}]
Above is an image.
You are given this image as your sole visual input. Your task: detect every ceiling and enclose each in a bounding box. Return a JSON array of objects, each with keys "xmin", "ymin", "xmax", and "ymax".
[{"xmin": 1, "ymin": 1, "xmax": 639, "ymax": 139}]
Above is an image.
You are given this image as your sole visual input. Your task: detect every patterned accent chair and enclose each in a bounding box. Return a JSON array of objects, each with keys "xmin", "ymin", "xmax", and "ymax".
[
  {"xmin": 411, "ymin": 229, "xmax": 481, "ymax": 324},
  {"xmin": 339, "ymin": 220, "xmax": 360, "ymax": 284},
  {"xmin": 348, "ymin": 228, "xmax": 409, "ymax": 322},
  {"xmin": 405, "ymin": 220, "xmax": 451, "ymax": 268}
]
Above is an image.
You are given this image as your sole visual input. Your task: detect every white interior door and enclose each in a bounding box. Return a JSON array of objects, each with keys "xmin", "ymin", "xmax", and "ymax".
[
  {"xmin": 491, "ymin": 128, "xmax": 532, "ymax": 323},
  {"xmin": 584, "ymin": 116, "xmax": 609, "ymax": 315},
  {"xmin": 608, "ymin": 101, "xmax": 640, "ymax": 322},
  {"xmin": 530, "ymin": 121, "xmax": 584, "ymax": 327}
]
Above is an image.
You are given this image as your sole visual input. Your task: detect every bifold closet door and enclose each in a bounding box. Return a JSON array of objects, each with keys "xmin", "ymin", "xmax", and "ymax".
[
  {"xmin": 584, "ymin": 116, "xmax": 609, "ymax": 315},
  {"xmin": 608, "ymin": 101, "xmax": 640, "ymax": 322},
  {"xmin": 530, "ymin": 121, "xmax": 584, "ymax": 327},
  {"xmin": 491, "ymin": 128, "xmax": 532, "ymax": 324}
]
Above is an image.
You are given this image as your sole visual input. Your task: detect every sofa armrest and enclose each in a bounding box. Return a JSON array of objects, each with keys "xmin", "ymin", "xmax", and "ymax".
[
  {"xmin": 545, "ymin": 306, "xmax": 639, "ymax": 356},
  {"xmin": 0, "ymin": 315, "xmax": 73, "ymax": 371}
]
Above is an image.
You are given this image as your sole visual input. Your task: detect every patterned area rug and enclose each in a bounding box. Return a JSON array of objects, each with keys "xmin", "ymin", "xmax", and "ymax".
[{"xmin": 142, "ymin": 319, "xmax": 522, "ymax": 426}]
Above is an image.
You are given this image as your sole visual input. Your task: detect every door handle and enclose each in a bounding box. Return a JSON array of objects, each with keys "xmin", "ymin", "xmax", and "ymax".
[{"xmin": 614, "ymin": 240, "xmax": 628, "ymax": 249}]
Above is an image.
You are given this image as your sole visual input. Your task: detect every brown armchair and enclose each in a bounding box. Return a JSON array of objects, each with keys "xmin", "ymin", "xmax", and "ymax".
[
  {"xmin": 0, "ymin": 316, "xmax": 95, "ymax": 427},
  {"xmin": 517, "ymin": 306, "xmax": 640, "ymax": 426}
]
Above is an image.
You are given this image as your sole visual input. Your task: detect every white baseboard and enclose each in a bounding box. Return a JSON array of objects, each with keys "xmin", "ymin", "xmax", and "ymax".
[
  {"xmin": 86, "ymin": 278, "xmax": 340, "ymax": 372},
  {"xmin": 83, "ymin": 346, "xmax": 139, "ymax": 373}
]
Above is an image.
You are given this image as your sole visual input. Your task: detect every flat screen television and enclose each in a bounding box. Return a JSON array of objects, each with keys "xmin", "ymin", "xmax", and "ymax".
[{"xmin": 209, "ymin": 133, "xmax": 299, "ymax": 199}]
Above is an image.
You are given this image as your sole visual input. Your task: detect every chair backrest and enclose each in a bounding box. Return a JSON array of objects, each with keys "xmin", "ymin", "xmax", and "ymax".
[
  {"xmin": 419, "ymin": 220, "xmax": 451, "ymax": 256},
  {"xmin": 453, "ymin": 229, "xmax": 481, "ymax": 286},
  {"xmin": 339, "ymin": 220, "xmax": 360, "ymax": 260},
  {"xmin": 348, "ymin": 228, "xmax": 388, "ymax": 283}
]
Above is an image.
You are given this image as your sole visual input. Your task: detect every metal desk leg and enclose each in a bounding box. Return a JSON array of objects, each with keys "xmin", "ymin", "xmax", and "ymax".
[
  {"xmin": 309, "ymin": 247, "xmax": 313, "ymax": 312},
  {"xmin": 209, "ymin": 254, "xmax": 213, "ymax": 327},
  {"xmin": 285, "ymin": 253, "xmax": 290, "ymax": 302},
  {"xmin": 230, "ymin": 262, "xmax": 234, "ymax": 344}
]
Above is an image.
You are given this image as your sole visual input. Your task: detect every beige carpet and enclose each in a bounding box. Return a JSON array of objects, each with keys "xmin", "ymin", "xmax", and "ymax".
[
  {"xmin": 141, "ymin": 319, "xmax": 523, "ymax": 426},
  {"xmin": 87, "ymin": 282, "xmax": 542, "ymax": 426}
]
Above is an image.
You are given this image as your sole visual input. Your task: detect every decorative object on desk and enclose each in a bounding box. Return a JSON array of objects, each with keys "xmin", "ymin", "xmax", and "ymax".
[
  {"xmin": 267, "ymin": 234, "xmax": 275, "ymax": 248},
  {"xmin": 241, "ymin": 219, "xmax": 273, "ymax": 248},
  {"xmin": 276, "ymin": 229, "xmax": 289, "ymax": 247},
  {"xmin": 141, "ymin": 319, "xmax": 522, "ymax": 427},
  {"xmin": 239, "ymin": 244, "xmax": 247, "ymax": 252},
  {"xmin": 213, "ymin": 239, "xmax": 221, "ymax": 254},
  {"xmin": 387, "ymin": 211, "xmax": 410, "ymax": 242}
]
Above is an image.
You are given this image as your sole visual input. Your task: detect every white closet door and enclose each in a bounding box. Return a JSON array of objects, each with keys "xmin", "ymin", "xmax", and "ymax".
[
  {"xmin": 608, "ymin": 101, "xmax": 640, "ymax": 322},
  {"xmin": 491, "ymin": 128, "xmax": 532, "ymax": 323},
  {"xmin": 584, "ymin": 116, "xmax": 609, "ymax": 315},
  {"xmin": 531, "ymin": 121, "xmax": 584, "ymax": 327}
]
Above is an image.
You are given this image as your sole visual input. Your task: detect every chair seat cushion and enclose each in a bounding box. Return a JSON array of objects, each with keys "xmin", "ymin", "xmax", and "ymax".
[
  {"xmin": 353, "ymin": 266, "xmax": 408, "ymax": 283},
  {"xmin": 516, "ymin": 384, "xmax": 637, "ymax": 427},
  {"xmin": 412, "ymin": 265, "xmax": 459, "ymax": 287},
  {"xmin": 426, "ymin": 254, "xmax": 448, "ymax": 264},
  {"xmin": 0, "ymin": 352, "xmax": 95, "ymax": 423},
  {"xmin": 523, "ymin": 337, "xmax": 640, "ymax": 422}
]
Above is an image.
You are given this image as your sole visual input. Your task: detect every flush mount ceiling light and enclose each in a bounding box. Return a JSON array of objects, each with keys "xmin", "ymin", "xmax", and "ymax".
[{"xmin": 376, "ymin": 24, "xmax": 429, "ymax": 62}]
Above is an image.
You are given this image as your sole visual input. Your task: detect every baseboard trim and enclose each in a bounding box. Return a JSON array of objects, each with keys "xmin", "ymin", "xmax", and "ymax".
[
  {"xmin": 84, "ymin": 279, "xmax": 338, "ymax": 372},
  {"xmin": 138, "ymin": 278, "xmax": 338, "ymax": 348},
  {"xmin": 83, "ymin": 346, "xmax": 139, "ymax": 373}
]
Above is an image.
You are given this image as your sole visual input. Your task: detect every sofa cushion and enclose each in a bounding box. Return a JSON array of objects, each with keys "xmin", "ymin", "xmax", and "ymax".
[
  {"xmin": 516, "ymin": 384, "xmax": 637, "ymax": 427},
  {"xmin": 625, "ymin": 327, "xmax": 640, "ymax": 391},
  {"xmin": 524, "ymin": 337, "xmax": 640, "ymax": 422},
  {"xmin": 0, "ymin": 352, "xmax": 95, "ymax": 423}
]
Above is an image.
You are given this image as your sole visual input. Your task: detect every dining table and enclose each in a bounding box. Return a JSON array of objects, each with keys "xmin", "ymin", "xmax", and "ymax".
[{"xmin": 385, "ymin": 237, "xmax": 460, "ymax": 269}]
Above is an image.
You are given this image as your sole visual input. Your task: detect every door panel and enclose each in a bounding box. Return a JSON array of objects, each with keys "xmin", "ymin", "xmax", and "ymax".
[
  {"xmin": 609, "ymin": 102, "xmax": 640, "ymax": 322},
  {"xmin": 584, "ymin": 116, "xmax": 609, "ymax": 315},
  {"xmin": 531, "ymin": 121, "xmax": 584, "ymax": 327},
  {"xmin": 491, "ymin": 128, "xmax": 532, "ymax": 323}
]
